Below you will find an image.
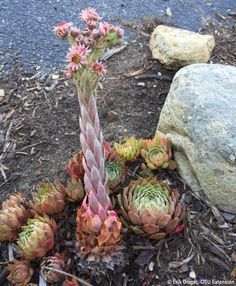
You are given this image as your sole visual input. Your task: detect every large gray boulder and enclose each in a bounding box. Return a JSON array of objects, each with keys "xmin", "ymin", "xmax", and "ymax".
[{"xmin": 157, "ymin": 64, "xmax": 236, "ymax": 213}]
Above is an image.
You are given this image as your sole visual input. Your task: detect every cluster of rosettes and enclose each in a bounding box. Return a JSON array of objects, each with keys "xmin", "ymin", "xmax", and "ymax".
[{"xmin": 53, "ymin": 8, "xmax": 124, "ymax": 79}]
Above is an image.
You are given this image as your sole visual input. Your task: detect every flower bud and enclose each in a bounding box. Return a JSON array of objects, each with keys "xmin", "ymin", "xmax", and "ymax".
[{"xmin": 70, "ymin": 27, "xmax": 80, "ymax": 38}]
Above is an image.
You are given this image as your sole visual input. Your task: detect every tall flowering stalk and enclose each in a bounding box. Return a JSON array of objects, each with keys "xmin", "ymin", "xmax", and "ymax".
[{"xmin": 54, "ymin": 8, "xmax": 124, "ymax": 261}]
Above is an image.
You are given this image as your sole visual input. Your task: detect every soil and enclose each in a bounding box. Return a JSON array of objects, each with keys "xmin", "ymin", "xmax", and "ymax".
[{"xmin": 0, "ymin": 20, "xmax": 236, "ymax": 285}]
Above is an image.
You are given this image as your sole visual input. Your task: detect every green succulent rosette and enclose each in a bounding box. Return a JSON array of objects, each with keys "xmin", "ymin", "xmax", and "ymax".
[
  {"xmin": 105, "ymin": 160, "xmax": 126, "ymax": 193},
  {"xmin": 114, "ymin": 136, "xmax": 141, "ymax": 161},
  {"xmin": 17, "ymin": 215, "xmax": 57, "ymax": 261},
  {"xmin": 118, "ymin": 178, "xmax": 184, "ymax": 240},
  {"xmin": 140, "ymin": 135, "xmax": 174, "ymax": 170},
  {"xmin": 31, "ymin": 181, "xmax": 66, "ymax": 215}
]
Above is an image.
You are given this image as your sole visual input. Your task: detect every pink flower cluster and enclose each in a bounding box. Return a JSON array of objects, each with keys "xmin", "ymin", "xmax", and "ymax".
[
  {"xmin": 53, "ymin": 8, "xmax": 124, "ymax": 79},
  {"xmin": 53, "ymin": 21, "xmax": 73, "ymax": 38}
]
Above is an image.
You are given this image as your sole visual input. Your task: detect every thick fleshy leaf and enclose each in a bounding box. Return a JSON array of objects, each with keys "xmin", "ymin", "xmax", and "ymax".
[
  {"xmin": 143, "ymin": 224, "xmax": 160, "ymax": 234},
  {"xmin": 88, "ymin": 191, "xmax": 99, "ymax": 214},
  {"xmin": 165, "ymin": 217, "xmax": 180, "ymax": 233},
  {"xmin": 174, "ymin": 204, "xmax": 182, "ymax": 218},
  {"xmin": 128, "ymin": 210, "xmax": 142, "ymax": 225},
  {"xmin": 85, "ymin": 149, "xmax": 97, "ymax": 170},
  {"xmin": 148, "ymin": 232, "xmax": 166, "ymax": 240},
  {"xmin": 90, "ymin": 165, "xmax": 101, "ymax": 190},
  {"xmin": 157, "ymin": 214, "xmax": 171, "ymax": 228},
  {"xmin": 86, "ymin": 122, "xmax": 97, "ymax": 151},
  {"xmin": 88, "ymin": 95, "xmax": 96, "ymax": 123},
  {"xmin": 140, "ymin": 211, "xmax": 157, "ymax": 225},
  {"xmin": 94, "ymin": 139, "xmax": 102, "ymax": 166}
]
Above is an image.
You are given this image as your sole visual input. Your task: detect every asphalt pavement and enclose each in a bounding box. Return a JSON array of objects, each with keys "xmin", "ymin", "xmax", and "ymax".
[{"xmin": 0, "ymin": 0, "xmax": 235, "ymax": 72}]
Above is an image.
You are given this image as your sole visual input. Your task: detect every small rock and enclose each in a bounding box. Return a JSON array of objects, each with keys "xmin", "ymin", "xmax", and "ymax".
[
  {"xmin": 185, "ymin": 194, "xmax": 192, "ymax": 204},
  {"xmin": 231, "ymin": 251, "xmax": 236, "ymax": 262},
  {"xmin": 0, "ymin": 89, "xmax": 5, "ymax": 97},
  {"xmin": 149, "ymin": 25, "xmax": 215, "ymax": 70},
  {"xmin": 166, "ymin": 7, "xmax": 173, "ymax": 17},
  {"xmin": 107, "ymin": 111, "xmax": 119, "ymax": 123},
  {"xmin": 189, "ymin": 270, "xmax": 196, "ymax": 279},
  {"xmin": 137, "ymin": 82, "xmax": 146, "ymax": 87},
  {"xmin": 222, "ymin": 212, "xmax": 235, "ymax": 222},
  {"xmin": 179, "ymin": 264, "xmax": 189, "ymax": 273},
  {"xmin": 52, "ymin": 74, "xmax": 60, "ymax": 80},
  {"xmin": 191, "ymin": 200, "xmax": 203, "ymax": 213},
  {"xmin": 149, "ymin": 261, "xmax": 155, "ymax": 271}
]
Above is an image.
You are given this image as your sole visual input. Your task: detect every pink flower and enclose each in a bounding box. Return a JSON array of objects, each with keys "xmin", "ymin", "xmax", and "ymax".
[
  {"xmin": 98, "ymin": 22, "xmax": 113, "ymax": 36},
  {"xmin": 53, "ymin": 21, "xmax": 72, "ymax": 38},
  {"xmin": 80, "ymin": 8, "xmax": 101, "ymax": 23},
  {"xmin": 113, "ymin": 26, "xmax": 124, "ymax": 38},
  {"xmin": 65, "ymin": 65, "xmax": 75, "ymax": 79},
  {"xmin": 91, "ymin": 61, "xmax": 107, "ymax": 76},
  {"xmin": 66, "ymin": 45, "xmax": 90, "ymax": 70},
  {"xmin": 98, "ymin": 22, "xmax": 124, "ymax": 38}
]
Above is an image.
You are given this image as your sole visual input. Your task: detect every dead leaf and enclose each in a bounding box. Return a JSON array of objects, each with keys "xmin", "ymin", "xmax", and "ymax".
[
  {"xmin": 4, "ymin": 109, "xmax": 15, "ymax": 122},
  {"xmin": 135, "ymin": 249, "xmax": 156, "ymax": 266},
  {"xmin": 125, "ymin": 64, "xmax": 153, "ymax": 78},
  {"xmin": 169, "ymin": 253, "xmax": 195, "ymax": 269},
  {"xmin": 230, "ymin": 265, "xmax": 236, "ymax": 278},
  {"xmin": 0, "ymin": 163, "xmax": 9, "ymax": 180}
]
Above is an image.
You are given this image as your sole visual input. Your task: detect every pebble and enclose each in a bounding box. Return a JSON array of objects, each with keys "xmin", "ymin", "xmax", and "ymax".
[
  {"xmin": 166, "ymin": 7, "xmax": 173, "ymax": 17},
  {"xmin": 189, "ymin": 270, "xmax": 196, "ymax": 279},
  {"xmin": 222, "ymin": 212, "xmax": 235, "ymax": 222},
  {"xmin": 229, "ymin": 154, "xmax": 236, "ymax": 162},
  {"xmin": 52, "ymin": 74, "xmax": 60, "ymax": 80},
  {"xmin": 179, "ymin": 264, "xmax": 189, "ymax": 273},
  {"xmin": 107, "ymin": 111, "xmax": 119, "ymax": 123},
  {"xmin": 149, "ymin": 261, "xmax": 155, "ymax": 271},
  {"xmin": 0, "ymin": 89, "xmax": 5, "ymax": 97},
  {"xmin": 137, "ymin": 82, "xmax": 146, "ymax": 87}
]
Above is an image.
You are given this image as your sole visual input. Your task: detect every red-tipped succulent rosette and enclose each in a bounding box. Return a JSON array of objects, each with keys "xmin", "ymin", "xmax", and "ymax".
[
  {"xmin": 7, "ymin": 259, "xmax": 34, "ymax": 286},
  {"xmin": 118, "ymin": 178, "xmax": 185, "ymax": 240},
  {"xmin": 30, "ymin": 181, "xmax": 66, "ymax": 215},
  {"xmin": 0, "ymin": 194, "xmax": 28, "ymax": 241},
  {"xmin": 17, "ymin": 215, "xmax": 57, "ymax": 261}
]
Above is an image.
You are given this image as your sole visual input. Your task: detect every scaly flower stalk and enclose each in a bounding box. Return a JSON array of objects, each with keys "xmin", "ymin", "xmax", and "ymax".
[
  {"xmin": 54, "ymin": 8, "xmax": 124, "ymax": 261},
  {"xmin": 17, "ymin": 215, "xmax": 57, "ymax": 261},
  {"xmin": 0, "ymin": 194, "xmax": 28, "ymax": 241},
  {"xmin": 7, "ymin": 259, "xmax": 33, "ymax": 286}
]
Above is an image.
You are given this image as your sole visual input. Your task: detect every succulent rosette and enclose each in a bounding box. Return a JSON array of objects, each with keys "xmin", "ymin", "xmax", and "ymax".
[
  {"xmin": 105, "ymin": 159, "xmax": 127, "ymax": 193},
  {"xmin": 76, "ymin": 202, "xmax": 122, "ymax": 260},
  {"xmin": 114, "ymin": 136, "xmax": 141, "ymax": 161},
  {"xmin": 0, "ymin": 194, "xmax": 28, "ymax": 241},
  {"xmin": 17, "ymin": 215, "xmax": 57, "ymax": 261},
  {"xmin": 140, "ymin": 135, "xmax": 173, "ymax": 169},
  {"xmin": 117, "ymin": 178, "xmax": 184, "ymax": 240},
  {"xmin": 66, "ymin": 177, "xmax": 85, "ymax": 202},
  {"xmin": 7, "ymin": 259, "xmax": 33, "ymax": 286},
  {"xmin": 103, "ymin": 141, "xmax": 117, "ymax": 161},
  {"xmin": 40, "ymin": 253, "xmax": 66, "ymax": 283},
  {"xmin": 31, "ymin": 181, "xmax": 66, "ymax": 215},
  {"xmin": 66, "ymin": 151, "xmax": 85, "ymax": 181}
]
